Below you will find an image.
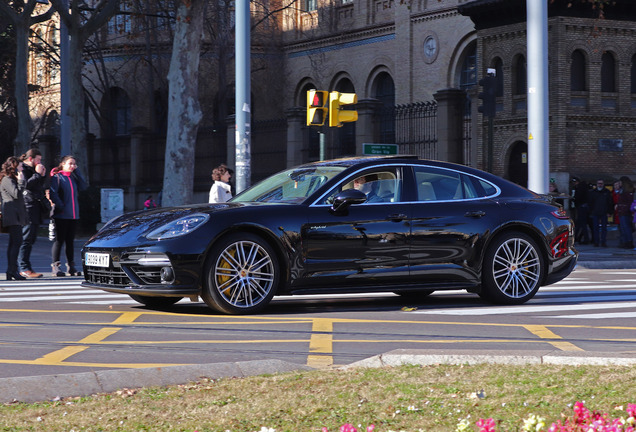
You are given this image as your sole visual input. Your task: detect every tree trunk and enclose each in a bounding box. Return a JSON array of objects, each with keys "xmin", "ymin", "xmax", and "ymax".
[
  {"xmin": 65, "ymin": 33, "xmax": 90, "ymax": 175},
  {"xmin": 162, "ymin": 0, "xmax": 205, "ymax": 207}
]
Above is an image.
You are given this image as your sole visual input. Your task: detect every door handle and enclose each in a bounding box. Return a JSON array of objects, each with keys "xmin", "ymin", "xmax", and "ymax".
[
  {"xmin": 388, "ymin": 213, "xmax": 407, "ymax": 221},
  {"xmin": 465, "ymin": 211, "xmax": 486, "ymax": 218}
]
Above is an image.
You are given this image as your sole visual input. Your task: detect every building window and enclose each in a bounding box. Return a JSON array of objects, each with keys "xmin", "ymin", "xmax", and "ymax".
[
  {"xmin": 601, "ymin": 51, "xmax": 616, "ymax": 93},
  {"xmin": 304, "ymin": 0, "xmax": 317, "ymax": 12},
  {"xmin": 105, "ymin": 87, "xmax": 132, "ymax": 136},
  {"xmin": 374, "ymin": 72, "xmax": 395, "ymax": 145},
  {"xmin": 514, "ymin": 55, "xmax": 526, "ymax": 95},
  {"xmin": 459, "ymin": 44, "xmax": 477, "ymax": 90},
  {"xmin": 108, "ymin": 1, "xmax": 132, "ymax": 34},
  {"xmin": 494, "ymin": 57, "xmax": 503, "ymax": 97},
  {"xmin": 570, "ymin": 50, "xmax": 586, "ymax": 91}
]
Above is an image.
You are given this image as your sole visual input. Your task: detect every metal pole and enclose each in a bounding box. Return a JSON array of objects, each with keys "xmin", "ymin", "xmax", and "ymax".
[
  {"xmin": 526, "ymin": 0, "xmax": 549, "ymax": 194},
  {"xmin": 235, "ymin": 0, "xmax": 251, "ymax": 193},
  {"xmin": 319, "ymin": 132, "xmax": 325, "ymax": 161},
  {"xmin": 60, "ymin": 0, "xmax": 71, "ymax": 156}
]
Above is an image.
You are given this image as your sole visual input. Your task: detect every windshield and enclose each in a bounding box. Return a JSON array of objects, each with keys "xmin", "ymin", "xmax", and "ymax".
[{"xmin": 232, "ymin": 166, "xmax": 347, "ymax": 203}]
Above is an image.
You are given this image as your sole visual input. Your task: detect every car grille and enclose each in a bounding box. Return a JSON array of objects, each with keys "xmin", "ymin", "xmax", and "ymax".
[{"xmin": 84, "ymin": 252, "xmax": 170, "ymax": 287}]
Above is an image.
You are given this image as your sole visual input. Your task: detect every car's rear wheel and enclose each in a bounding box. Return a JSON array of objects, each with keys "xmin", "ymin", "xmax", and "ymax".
[
  {"xmin": 129, "ymin": 294, "xmax": 182, "ymax": 308},
  {"xmin": 201, "ymin": 233, "xmax": 279, "ymax": 314},
  {"xmin": 482, "ymin": 231, "xmax": 545, "ymax": 305}
]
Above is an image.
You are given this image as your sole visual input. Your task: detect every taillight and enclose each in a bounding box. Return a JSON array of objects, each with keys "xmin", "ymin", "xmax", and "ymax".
[{"xmin": 549, "ymin": 231, "xmax": 569, "ymax": 258}]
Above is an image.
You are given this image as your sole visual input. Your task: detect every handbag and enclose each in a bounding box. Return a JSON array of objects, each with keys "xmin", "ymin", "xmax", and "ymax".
[
  {"xmin": 0, "ymin": 211, "xmax": 8, "ymax": 234},
  {"xmin": 38, "ymin": 197, "xmax": 52, "ymax": 215}
]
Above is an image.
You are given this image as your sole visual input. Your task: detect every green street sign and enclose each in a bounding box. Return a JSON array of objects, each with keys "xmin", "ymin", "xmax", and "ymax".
[{"xmin": 363, "ymin": 143, "xmax": 398, "ymax": 155}]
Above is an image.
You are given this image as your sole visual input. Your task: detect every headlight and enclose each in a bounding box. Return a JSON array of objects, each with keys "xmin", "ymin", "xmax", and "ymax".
[{"xmin": 146, "ymin": 213, "xmax": 210, "ymax": 240}]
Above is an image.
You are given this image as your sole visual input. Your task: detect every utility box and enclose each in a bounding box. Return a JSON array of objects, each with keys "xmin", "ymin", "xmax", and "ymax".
[{"xmin": 100, "ymin": 188, "xmax": 124, "ymax": 223}]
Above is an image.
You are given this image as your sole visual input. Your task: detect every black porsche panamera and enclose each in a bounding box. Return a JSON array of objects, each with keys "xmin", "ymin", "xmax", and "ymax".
[{"xmin": 81, "ymin": 156, "xmax": 577, "ymax": 314}]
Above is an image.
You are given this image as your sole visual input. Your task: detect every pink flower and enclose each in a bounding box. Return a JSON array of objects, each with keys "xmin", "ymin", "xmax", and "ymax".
[
  {"xmin": 476, "ymin": 417, "xmax": 497, "ymax": 432},
  {"xmin": 366, "ymin": 426, "xmax": 375, "ymax": 432},
  {"xmin": 628, "ymin": 404, "xmax": 636, "ymax": 418}
]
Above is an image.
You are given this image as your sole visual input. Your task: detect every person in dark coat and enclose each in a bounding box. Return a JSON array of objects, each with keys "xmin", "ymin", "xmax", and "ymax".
[
  {"xmin": 571, "ymin": 177, "xmax": 590, "ymax": 244},
  {"xmin": 617, "ymin": 176, "xmax": 635, "ymax": 249},
  {"xmin": 588, "ymin": 179, "xmax": 614, "ymax": 247},
  {"xmin": 18, "ymin": 148, "xmax": 47, "ymax": 278},
  {"xmin": 0, "ymin": 157, "xmax": 28, "ymax": 280},
  {"xmin": 49, "ymin": 155, "xmax": 87, "ymax": 277}
]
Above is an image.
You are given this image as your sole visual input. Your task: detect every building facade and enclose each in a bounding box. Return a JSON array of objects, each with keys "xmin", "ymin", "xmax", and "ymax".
[{"xmin": 26, "ymin": 0, "xmax": 636, "ymax": 210}]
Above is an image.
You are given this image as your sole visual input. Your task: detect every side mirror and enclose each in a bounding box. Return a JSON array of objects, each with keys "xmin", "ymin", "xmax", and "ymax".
[{"xmin": 331, "ymin": 189, "xmax": 367, "ymax": 213}]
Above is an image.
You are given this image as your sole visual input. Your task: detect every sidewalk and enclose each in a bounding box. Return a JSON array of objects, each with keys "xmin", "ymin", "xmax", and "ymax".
[
  {"xmin": 0, "ymin": 232, "xmax": 87, "ymax": 280},
  {"xmin": 0, "ymin": 226, "xmax": 635, "ymax": 280}
]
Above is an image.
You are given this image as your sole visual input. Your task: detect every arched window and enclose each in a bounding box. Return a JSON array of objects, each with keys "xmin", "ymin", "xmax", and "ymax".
[
  {"xmin": 103, "ymin": 87, "xmax": 132, "ymax": 136},
  {"xmin": 570, "ymin": 50, "xmax": 586, "ymax": 91},
  {"xmin": 494, "ymin": 57, "xmax": 503, "ymax": 97},
  {"xmin": 514, "ymin": 55, "xmax": 526, "ymax": 95},
  {"xmin": 372, "ymin": 72, "xmax": 395, "ymax": 145},
  {"xmin": 601, "ymin": 51, "xmax": 616, "ymax": 92},
  {"xmin": 459, "ymin": 43, "xmax": 477, "ymax": 90}
]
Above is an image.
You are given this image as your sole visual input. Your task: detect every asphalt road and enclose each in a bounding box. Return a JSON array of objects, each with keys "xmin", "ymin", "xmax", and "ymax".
[
  {"xmin": 1, "ymin": 233, "xmax": 636, "ymax": 402},
  {"xmin": 2, "ymin": 267, "xmax": 636, "ymax": 376}
]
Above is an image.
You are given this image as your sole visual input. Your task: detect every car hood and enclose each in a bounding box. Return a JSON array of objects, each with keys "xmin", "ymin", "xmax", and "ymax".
[{"xmin": 85, "ymin": 202, "xmax": 283, "ymax": 246}]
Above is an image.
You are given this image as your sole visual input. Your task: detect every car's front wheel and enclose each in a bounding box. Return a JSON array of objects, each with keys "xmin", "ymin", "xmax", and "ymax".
[
  {"xmin": 201, "ymin": 233, "xmax": 279, "ymax": 314},
  {"xmin": 129, "ymin": 294, "xmax": 182, "ymax": 308},
  {"xmin": 482, "ymin": 231, "xmax": 545, "ymax": 305}
]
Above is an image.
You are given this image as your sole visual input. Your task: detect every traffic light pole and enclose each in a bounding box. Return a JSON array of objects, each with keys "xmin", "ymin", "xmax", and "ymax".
[{"xmin": 319, "ymin": 131, "xmax": 325, "ymax": 161}]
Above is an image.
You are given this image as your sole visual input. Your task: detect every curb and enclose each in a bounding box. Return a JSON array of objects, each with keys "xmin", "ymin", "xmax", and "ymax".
[
  {"xmin": 6, "ymin": 350, "xmax": 636, "ymax": 404},
  {"xmin": 342, "ymin": 349, "xmax": 636, "ymax": 369},
  {"xmin": 0, "ymin": 359, "xmax": 313, "ymax": 404}
]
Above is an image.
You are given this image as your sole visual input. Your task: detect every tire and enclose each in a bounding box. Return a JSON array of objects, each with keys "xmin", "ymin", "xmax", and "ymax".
[
  {"xmin": 201, "ymin": 233, "xmax": 279, "ymax": 314},
  {"xmin": 481, "ymin": 231, "xmax": 545, "ymax": 305},
  {"xmin": 129, "ymin": 294, "xmax": 182, "ymax": 308}
]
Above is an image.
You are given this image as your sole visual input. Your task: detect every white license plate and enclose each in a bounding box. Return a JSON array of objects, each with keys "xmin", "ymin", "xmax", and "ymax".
[{"xmin": 85, "ymin": 252, "xmax": 110, "ymax": 268}]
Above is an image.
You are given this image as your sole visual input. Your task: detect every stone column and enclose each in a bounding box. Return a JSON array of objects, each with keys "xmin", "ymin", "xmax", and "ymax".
[
  {"xmin": 434, "ymin": 89, "xmax": 467, "ymax": 164},
  {"xmin": 355, "ymin": 99, "xmax": 382, "ymax": 154},
  {"xmin": 285, "ymin": 107, "xmax": 306, "ymax": 167},
  {"xmin": 128, "ymin": 127, "xmax": 146, "ymax": 210}
]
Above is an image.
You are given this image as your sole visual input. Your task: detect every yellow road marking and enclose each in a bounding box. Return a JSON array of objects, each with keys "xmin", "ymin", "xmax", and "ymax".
[
  {"xmin": 34, "ymin": 346, "xmax": 89, "ymax": 364},
  {"xmin": 308, "ymin": 318, "xmax": 333, "ymax": 368},
  {"xmin": 2, "ymin": 308, "xmax": 636, "ymax": 331},
  {"xmin": 524, "ymin": 325, "xmax": 583, "ymax": 351},
  {"xmin": 77, "ymin": 327, "xmax": 122, "ymax": 344},
  {"xmin": 112, "ymin": 312, "xmax": 143, "ymax": 324}
]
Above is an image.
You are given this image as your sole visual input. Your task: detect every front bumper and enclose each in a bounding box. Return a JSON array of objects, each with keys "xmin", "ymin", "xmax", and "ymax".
[{"xmin": 82, "ymin": 248, "xmax": 202, "ymax": 297}]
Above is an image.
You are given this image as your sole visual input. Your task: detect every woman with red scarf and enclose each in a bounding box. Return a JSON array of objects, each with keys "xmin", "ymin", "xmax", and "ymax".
[{"xmin": 49, "ymin": 155, "xmax": 86, "ymax": 277}]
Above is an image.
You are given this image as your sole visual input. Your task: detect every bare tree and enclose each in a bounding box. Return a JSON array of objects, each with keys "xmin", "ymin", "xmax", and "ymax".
[
  {"xmin": 161, "ymin": 0, "xmax": 205, "ymax": 207},
  {"xmin": 47, "ymin": 0, "xmax": 119, "ymax": 178},
  {"xmin": 0, "ymin": 0, "xmax": 54, "ymax": 155}
]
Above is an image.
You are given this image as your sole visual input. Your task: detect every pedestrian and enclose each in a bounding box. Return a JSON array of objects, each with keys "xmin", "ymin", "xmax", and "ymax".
[
  {"xmin": 612, "ymin": 180, "xmax": 622, "ymax": 226},
  {"xmin": 588, "ymin": 179, "xmax": 613, "ymax": 247},
  {"xmin": 18, "ymin": 149, "xmax": 47, "ymax": 278},
  {"xmin": 617, "ymin": 176, "xmax": 634, "ymax": 249},
  {"xmin": 571, "ymin": 177, "xmax": 590, "ymax": 244},
  {"xmin": 0, "ymin": 157, "xmax": 28, "ymax": 280},
  {"xmin": 49, "ymin": 155, "xmax": 87, "ymax": 277},
  {"xmin": 144, "ymin": 195, "xmax": 157, "ymax": 210},
  {"xmin": 209, "ymin": 164, "xmax": 233, "ymax": 203}
]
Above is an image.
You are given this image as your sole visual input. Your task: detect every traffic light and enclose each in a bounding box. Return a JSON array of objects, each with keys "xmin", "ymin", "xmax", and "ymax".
[
  {"xmin": 306, "ymin": 90, "xmax": 328, "ymax": 126},
  {"xmin": 477, "ymin": 75, "xmax": 496, "ymax": 118},
  {"xmin": 328, "ymin": 91, "xmax": 358, "ymax": 127}
]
